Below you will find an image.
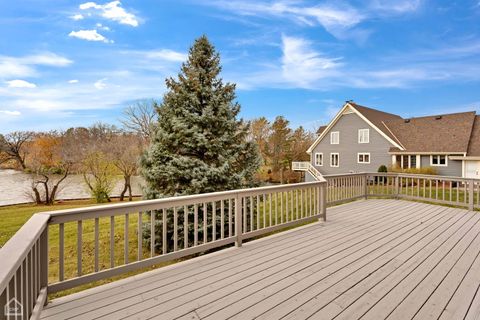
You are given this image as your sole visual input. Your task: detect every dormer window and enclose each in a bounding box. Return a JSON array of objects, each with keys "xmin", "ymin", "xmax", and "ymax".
[
  {"xmin": 330, "ymin": 131, "xmax": 339, "ymax": 144},
  {"xmin": 358, "ymin": 129, "xmax": 369, "ymax": 143}
]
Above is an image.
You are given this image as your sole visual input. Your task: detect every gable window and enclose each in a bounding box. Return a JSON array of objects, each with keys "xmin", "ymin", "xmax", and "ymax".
[
  {"xmin": 358, "ymin": 153, "xmax": 370, "ymax": 164},
  {"xmin": 330, "ymin": 153, "xmax": 339, "ymax": 167},
  {"xmin": 358, "ymin": 129, "xmax": 370, "ymax": 144},
  {"xmin": 431, "ymin": 155, "xmax": 447, "ymax": 166},
  {"xmin": 314, "ymin": 153, "xmax": 323, "ymax": 166},
  {"xmin": 330, "ymin": 131, "xmax": 339, "ymax": 144}
]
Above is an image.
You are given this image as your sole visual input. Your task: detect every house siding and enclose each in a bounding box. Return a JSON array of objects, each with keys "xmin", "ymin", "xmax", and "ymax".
[
  {"xmin": 310, "ymin": 112, "xmax": 395, "ymax": 175},
  {"xmin": 420, "ymin": 156, "xmax": 463, "ymax": 176}
]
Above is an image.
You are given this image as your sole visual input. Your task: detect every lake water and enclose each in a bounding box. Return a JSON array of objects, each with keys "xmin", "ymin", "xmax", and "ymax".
[{"xmin": 0, "ymin": 169, "xmax": 144, "ymax": 206}]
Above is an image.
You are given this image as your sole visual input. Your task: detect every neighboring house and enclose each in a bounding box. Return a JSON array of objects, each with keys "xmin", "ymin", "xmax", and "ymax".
[{"xmin": 298, "ymin": 101, "xmax": 480, "ymax": 181}]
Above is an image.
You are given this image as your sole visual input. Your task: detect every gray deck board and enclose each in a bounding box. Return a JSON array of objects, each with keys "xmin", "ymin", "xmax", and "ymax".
[{"xmin": 40, "ymin": 200, "xmax": 480, "ymax": 320}]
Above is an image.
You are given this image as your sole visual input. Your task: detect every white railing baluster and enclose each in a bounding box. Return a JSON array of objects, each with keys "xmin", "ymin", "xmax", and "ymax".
[
  {"xmin": 184, "ymin": 205, "xmax": 188, "ymax": 249},
  {"xmin": 194, "ymin": 204, "xmax": 198, "ymax": 246},
  {"xmin": 94, "ymin": 218, "xmax": 99, "ymax": 272},
  {"xmin": 124, "ymin": 214, "xmax": 129, "ymax": 264},
  {"xmin": 173, "ymin": 207, "xmax": 178, "ymax": 252},
  {"xmin": 212, "ymin": 201, "xmax": 217, "ymax": 241},
  {"xmin": 110, "ymin": 216, "xmax": 114, "ymax": 268},
  {"xmin": 137, "ymin": 212, "xmax": 142, "ymax": 260},
  {"xmin": 221, "ymin": 200, "xmax": 225, "ymax": 238}
]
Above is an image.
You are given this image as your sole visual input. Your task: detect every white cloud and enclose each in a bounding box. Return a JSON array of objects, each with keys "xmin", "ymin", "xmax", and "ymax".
[
  {"xmin": 0, "ymin": 110, "xmax": 21, "ymax": 116},
  {"xmin": 0, "ymin": 53, "xmax": 72, "ymax": 78},
  {"xmin": 70, "ymin": 14, "xmax": 84, "ymax": 20},
  {"xmin": 6, "ymin": 80, "xmax": 37, "ymax": 88},
  {"xmin": 280, "ymin": 35, "xmax": 342, "ymax": 88},
  {"xmin": 206, "ymin": 1, "xmax": 364, "ymax": 38},
  {"xmin": 96, "ymin": 23, "xmax": 110, "ymax": 31},
  {"xmin": 369, "ymin": 0, "xmax": 422, "ymax": 14},
  {"xmin": 79, "ymin": 1, "xmax": 139, "ymax": 27},
  {"xmin": 142, "ymin": 49, "xmax": 188, "ymax": 62},
  {"xmin": 69, "ymin": 29, "xmax": 112, "ymax": 43},
  {"xmin": 94, "ymin": 78, "xmax": 107, "ymax": 89},
  {"xmin": 68, "ymin": 79, "xmax": 79, "ymax": 84}
]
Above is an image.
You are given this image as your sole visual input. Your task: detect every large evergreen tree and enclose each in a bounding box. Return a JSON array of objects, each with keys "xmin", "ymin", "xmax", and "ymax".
[{"xmin": 141, "ymin": 36, "xmax": 261, "ymax": 199}]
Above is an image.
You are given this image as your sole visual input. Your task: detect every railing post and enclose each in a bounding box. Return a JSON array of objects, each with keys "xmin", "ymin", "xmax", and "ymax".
[
  {"xmin": 319, "ymin": 183, "xmax": 327, "ymax": 222},
  {"xmin": 364, "ymin": 174, "xmax": 368, "ymax": 199},
  {"xmin": 235, "ymin": 194, "xmax": 243, "ymax": 247},
  {"xmin": 469, "ymin": 180, "xmax": 475, "ymax": 211},
  {"xmin": 40, "ymin": 226, "xmax": 49, "ymax": 304},
  {"xmin": 395, "ymin": 175, "xmax": 400, "ymax": 199}
]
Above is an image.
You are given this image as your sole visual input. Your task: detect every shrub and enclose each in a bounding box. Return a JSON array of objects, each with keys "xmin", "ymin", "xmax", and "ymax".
[
  {"xmin": 378, "ymin": 165, "xmax": 388, "ymax": 173},
  {"xmin": 388, "ymin": 166, "xmax": 438, "ymax": 175}
]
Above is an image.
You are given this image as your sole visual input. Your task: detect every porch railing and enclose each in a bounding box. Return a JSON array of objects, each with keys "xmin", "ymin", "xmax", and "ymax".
[
  {"xmin": 0, "ymin": 180, "xmax": 327, "ymax": 318},
  {"xmin": 1, "ymin": 172, "xmax": 479, "ymax": 318}
]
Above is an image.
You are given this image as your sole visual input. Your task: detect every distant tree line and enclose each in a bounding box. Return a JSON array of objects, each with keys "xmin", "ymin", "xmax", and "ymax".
[
  {"xmin": 249, "ymin": 116, "xmax": 315, "ymax": 184},
  {"xmin": 0, "ymin": 101, "xmax": 155, "ymax": 204}
]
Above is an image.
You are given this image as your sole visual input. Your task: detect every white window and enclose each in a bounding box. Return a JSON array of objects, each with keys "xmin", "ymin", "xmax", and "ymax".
[
  {"xmin": 330, "ymin": 153, "xmax": 339, "ymax": 167},
  {"xmin": 314, "ymin": 153, "xmax": 323, "ymax": 166},
  {"xmin": 358, "ymin": 129, "xmax": 370, "ymax": 143},
  {"xmin": 358, "ymin": 153, "xmax": 371, "ymax": 164},
  {"xmin": 330, "ymin": 131, "xmax": 339, "ymax": 144},
  {"xmin": 395, "ymin": 155, "xmax": 420, "ymax": 169},
  {"xmin": 431, "ymin": 155, "xmax": 447, "ymax": 166}
]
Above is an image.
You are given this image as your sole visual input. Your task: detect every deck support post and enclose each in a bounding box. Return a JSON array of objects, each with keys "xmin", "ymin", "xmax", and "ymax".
[
  {"xmin": 468, "ymin": 180, "xmax": 475, "ymax": 211},
  {"xmin": 319, "ymin": 184, "xmax": 327, "ymax": 222},
  {"xmin": 235, "ymin": 194, "xmax": 243, "ymax": 247}
]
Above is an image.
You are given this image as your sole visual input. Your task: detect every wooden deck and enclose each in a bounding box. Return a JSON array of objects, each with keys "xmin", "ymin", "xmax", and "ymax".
[{"xmin": 40, "ymin": 199, "xmax": 480, "ymax": 320}]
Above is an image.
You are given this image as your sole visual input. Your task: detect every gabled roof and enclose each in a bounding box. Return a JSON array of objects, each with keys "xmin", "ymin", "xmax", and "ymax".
[
  {"xmin": 383, "ymin": 111, "xmax": 476, "ymax": 153},
  {"xmin": 467, "ymin": 116, "xmax": 480, "ymax": 156},
  {"xmin": 307, "ymin": 101, "xmax": 478, "ymax": 155},
  {"xmin": 307, "ymin": 102, "xmax": 404, "ymax": 154},
  {"xmin": 348, "ymin": 102, "xmax": 403, "ymax": 146}
]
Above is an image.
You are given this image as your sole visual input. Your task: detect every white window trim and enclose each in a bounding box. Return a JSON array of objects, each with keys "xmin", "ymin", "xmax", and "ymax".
[
  {"xmin": 314, "ymin": 152, "xmax": 323, "ymax": 166},
  {"xmin": 330, "ymin": 153, "xmax": 339, "ymax": 167},
  {"xmin": 358, "ymin": 129, "xmax": 370, "ymax": 144},
  {"xmin": 357, "ymin": 152, "xmax": 371, "ymax": 164},
  {"xmin": 430, "ymin": 155, "xmax": 448, "ymax": 167},
  {"xmin": 330, "ymin": 131, "xmax": 339, "ymax": 145}
]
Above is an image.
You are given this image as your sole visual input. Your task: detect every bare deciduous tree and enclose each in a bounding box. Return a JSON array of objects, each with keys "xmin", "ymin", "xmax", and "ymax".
[
  {"xmin": 27, "ymin": 131, "xmax": 77, "ymax": 205},
  {"xmin": 0, "ymin": 131, "xmax": 34, "ymax": 169},
  {"xmin": 110, "ymin": 133, "xmax": 144, "ymax": 201},
  {"xmin": 120, "ymin": 100, "xmax": 157, "ymax": 141}
]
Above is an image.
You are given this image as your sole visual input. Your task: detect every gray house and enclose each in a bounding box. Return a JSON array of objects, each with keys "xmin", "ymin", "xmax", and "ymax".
[{"xmin": 295, "ymin": 101, "xmax": 480, "ymax": 181}]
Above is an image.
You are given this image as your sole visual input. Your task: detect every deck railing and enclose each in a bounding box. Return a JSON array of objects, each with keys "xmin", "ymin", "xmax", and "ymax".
[
  {"xmin": 0, "ymin": 180, "xmax": 327, "ymax": 318},
  {"xmin": 1, "ymin": 172, "xmax": 479, "ymax": 318}
]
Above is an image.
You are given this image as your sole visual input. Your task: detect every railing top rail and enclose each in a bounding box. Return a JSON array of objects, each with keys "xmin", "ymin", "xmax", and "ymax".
[
  {"xmin": 369, "ymin": 172, "xmax": 480, "ymax": 182},
  {"xmin": 0, "ymin": 213, "xmax": 49, "ymax": 293},
  {"xmin": 45, "ymin": 181, "xmax": 325, "ymax": 223},
  {"xmin": 324, "ymin": 172, "xmax": 480, "ymax": 182},
  {"xmin": 324, "ymin": 172, "xmax": 368, "ymax": 178}
]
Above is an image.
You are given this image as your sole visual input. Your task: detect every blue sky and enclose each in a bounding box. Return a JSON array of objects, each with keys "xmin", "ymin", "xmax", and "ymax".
[{"xmin": 0, "ymin": 0, "xmax": 479, "ymax": 133}]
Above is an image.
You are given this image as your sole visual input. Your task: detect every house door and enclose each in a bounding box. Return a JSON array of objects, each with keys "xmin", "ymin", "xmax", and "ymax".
[{"xmin": 465, "ymin": 161, "xmax": 480, "ymax": 178}]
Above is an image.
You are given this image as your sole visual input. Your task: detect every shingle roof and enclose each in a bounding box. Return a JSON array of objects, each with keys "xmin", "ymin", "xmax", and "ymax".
[
  {"xmin": 311, "ymin": 102, "xmax": 478, "ymax": 155},
  {"xmin": 467, "ymin": 116, "xmax": 480, "ymax": 156},
  {"xmin": 383, "ymin": 112, "xmax": 476, "ymax": 153},
  {"xmin": 316, "ymin": 125, "xmax": 327, "ymax": 135}
]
